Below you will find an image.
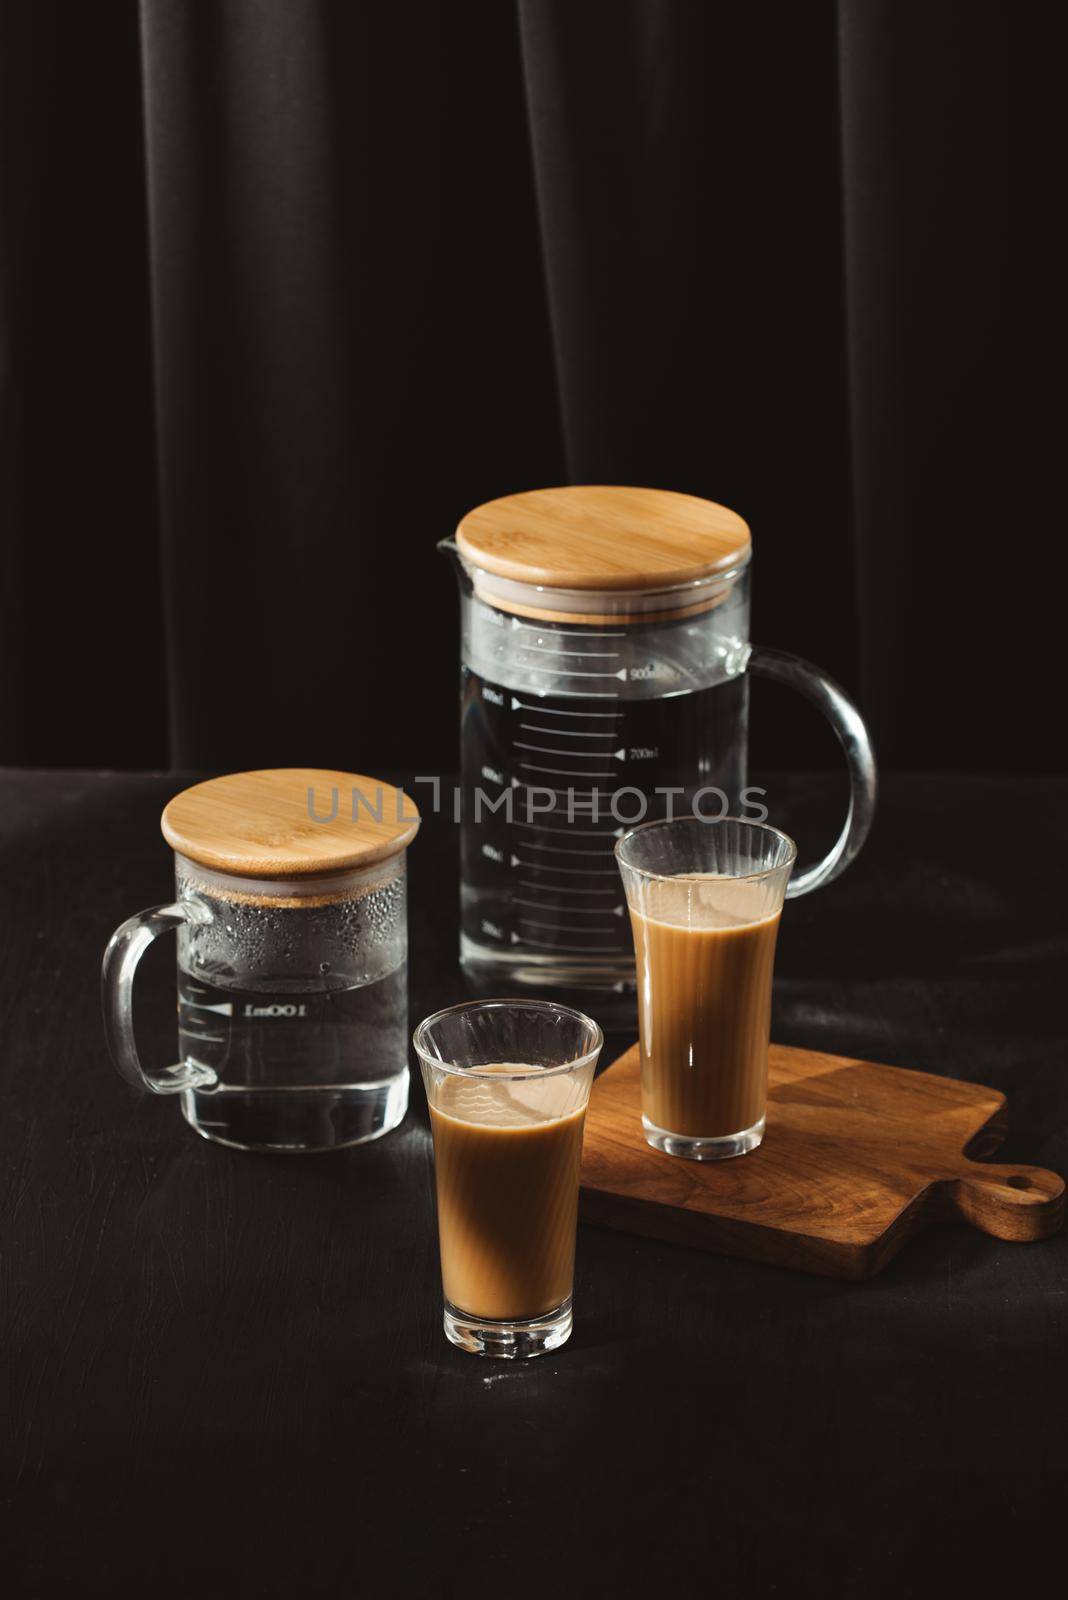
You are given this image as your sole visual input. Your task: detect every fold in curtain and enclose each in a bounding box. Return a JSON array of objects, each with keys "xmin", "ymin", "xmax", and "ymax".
[{"xmin": 0, "ymin": 1, "xmax": 1048, "ymax": 774}]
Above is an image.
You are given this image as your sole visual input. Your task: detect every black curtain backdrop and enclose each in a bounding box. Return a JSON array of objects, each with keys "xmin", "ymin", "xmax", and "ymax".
[{"xmin": 0, "ymin": 0, "xmax": 1059, "ymax": 774}]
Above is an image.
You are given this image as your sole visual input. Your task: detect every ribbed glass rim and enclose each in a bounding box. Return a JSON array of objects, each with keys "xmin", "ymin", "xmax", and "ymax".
[
  {"xmin": 615, "ymin": 814, "xmax": 798, "ymax": 883},
  {"xmin": 412, "ymin": 997, "xmax": 604, "ymax": 1081}
]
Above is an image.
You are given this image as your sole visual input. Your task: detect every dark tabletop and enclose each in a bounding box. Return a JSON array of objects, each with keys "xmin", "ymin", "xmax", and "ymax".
[{"xmin": 2, "ymin": 768, "xmax": 1066, "ymax": 1597}]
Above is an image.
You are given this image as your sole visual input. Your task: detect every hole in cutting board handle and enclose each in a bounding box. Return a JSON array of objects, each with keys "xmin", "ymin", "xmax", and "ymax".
[{"xmin": 947, "ymin": 1164, "xmax": 1065, "ymax": 1244}]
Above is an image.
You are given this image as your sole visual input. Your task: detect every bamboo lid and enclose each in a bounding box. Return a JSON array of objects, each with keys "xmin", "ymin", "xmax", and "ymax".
[
  {"xmin": 456, "ymin": 486, "xmax": 751, "ymax": 592},
  {"xmin": 161, "ymin": 769, "xmax": 420, "ymax": 879}
]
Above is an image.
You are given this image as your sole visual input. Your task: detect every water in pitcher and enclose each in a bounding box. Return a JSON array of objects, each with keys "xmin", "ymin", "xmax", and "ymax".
[
  {"xmin": 459, "ymin": 665, "xmax": 749, "ymax": 993},
  {"xmin": 446, "ymin": 489, "xmax": 877, "ymax": 1017},
  {"xmin": 174, "ymin": 863, "xmax": 409, "ymax": 1151},
  {"xmin": 454, "ymin": 564, "xmax": 754, "ymax": 1004}
]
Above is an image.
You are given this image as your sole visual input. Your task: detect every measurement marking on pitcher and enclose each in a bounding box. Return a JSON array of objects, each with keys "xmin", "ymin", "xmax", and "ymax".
[
  {"xmin": 520, "ymin": 841, "xmax": 618, "ymax": 856},
  {"xmin": 519, "ymin": 724, "xmax": 618, "ymax": 739},
  {"xmin": 511, "ymin": 622, "xmax": 627, "ymax": 639},
  {"xmin": 515, "ymin": 742, "xmax": 626, "ymax": 760},
  {"xmin": 515, "ymin": 899, "xmax": 624, "ymax": 914},
  {"xmin": 510, "ymin": 698, "xmax": 621, "ymax": 717},
  {"xmin": 513, "ymin": 859, "xmax": 619, "ymax": 876},
  {"xmin": 519, "ymin": 917, "xmax": 620, "ymax": 935},
  {"xmin": 522, "ymin": 664, "xmax": 628, "ymax": 680},
  {"xmin": 515, "ymin": 783, "xmax": 607, "ymax": 793},
  {"xmin": 519, "ymin": 726, "xmax": 620, "ymax": 742},
  {"xmin": 521, "ymin": 646, "xmax": 621, "ymax": 659},
  {"xmin": 512, "ymin": 821, "xmax": 624, "ymax": 838},
  {"xmin": 515, "ymin": 935, "xmax": 625, "ymax": 953},
  {"xmin": 515, "ymin": 783, "xmax": 614, "ymax": 797},
  {"xmin": 518, "ymin": 763, "xmax": 616, "ymax": 779},
  {"xmin": 518, "ymin": 881, "xmax": 619, "ymax": 896},
  {"xmin": 517, "ymin": 809, "xmax": 610, "ymax": 822}
]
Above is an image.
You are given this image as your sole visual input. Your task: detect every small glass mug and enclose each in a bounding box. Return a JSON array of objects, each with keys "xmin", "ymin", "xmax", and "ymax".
[
  {"xmin": 616, "ymin": 816, "xmax": 796, "ymax": 1161},
  {"xmin": 102, "ymin": 769, "xmax": 418, "ymax": 1153},
  {"xmin": 414, "ymin": 999, "xmax": 603, "ymax": 1359}
]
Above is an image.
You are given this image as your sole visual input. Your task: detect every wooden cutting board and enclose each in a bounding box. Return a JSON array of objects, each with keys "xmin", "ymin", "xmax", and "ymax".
[{"xmin": 579, "ymin": 1043, "xmax": 1064, "ymax": 1279}]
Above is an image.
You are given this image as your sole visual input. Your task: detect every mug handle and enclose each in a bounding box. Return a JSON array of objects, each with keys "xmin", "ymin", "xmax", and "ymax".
[
  {"xmin": 746, "ymin": 646, "xmax": 877, "ymax": 899},
  {"xmin": 101, "ymin": 902, "xmax": 218, "ymax": 1094}
]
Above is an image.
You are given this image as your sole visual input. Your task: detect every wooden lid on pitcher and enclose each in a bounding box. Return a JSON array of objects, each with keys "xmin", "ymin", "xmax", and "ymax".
[
  {"xmin": 161, "ymin": 768, "xmax": 420, "ymax": 879},
  {"xmin": 456, "ymin": 486, "xmax": 751, "ymax": 592}
]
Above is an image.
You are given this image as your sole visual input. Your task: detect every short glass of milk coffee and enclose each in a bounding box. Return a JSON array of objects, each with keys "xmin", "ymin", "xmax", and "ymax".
[
  {"xmin": 414, "ymin": 999, "xmax": 603, "ymax": 1359},
  {"xmin": 616, "ymin": 816, "xmax": 796, "ymax": 1161}
]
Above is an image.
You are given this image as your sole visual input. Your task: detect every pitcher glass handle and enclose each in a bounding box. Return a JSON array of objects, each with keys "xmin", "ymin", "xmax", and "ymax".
[
  {"xmin": 746, "ymin": 646, "xmax": 877, "ymax": 899},
  {"xmin": 101, "ymin": 902, "xmax": 217, "ymax": 1094}
]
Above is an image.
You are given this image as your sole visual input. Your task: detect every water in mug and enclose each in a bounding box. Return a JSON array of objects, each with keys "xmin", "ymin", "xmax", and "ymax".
[{"xmin": 175, "ymin": 867, "xmax": 409, "ymax": 1151}]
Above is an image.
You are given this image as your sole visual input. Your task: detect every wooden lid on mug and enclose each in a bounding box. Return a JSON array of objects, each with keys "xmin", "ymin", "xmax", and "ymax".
[
  {"xmin": 161, "ymin": 768, "xmax": 420, "ymax": 879},
  {"xmin": 456, "ymin": 486, "xmax": 751, "ymax": 592}
]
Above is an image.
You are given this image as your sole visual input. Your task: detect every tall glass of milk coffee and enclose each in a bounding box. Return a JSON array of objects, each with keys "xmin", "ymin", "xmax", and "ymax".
[
  {"xmin": 616, "ymin": 816, "xmax": 796, "ymax": 1161},
  {"xmin": 414, "ymin": 999, "xmax": 602, "ymax": 1358}
]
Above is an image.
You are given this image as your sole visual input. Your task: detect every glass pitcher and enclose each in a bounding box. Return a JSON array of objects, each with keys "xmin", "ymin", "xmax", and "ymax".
[
  {"xmin": 102, "ymin": 768, "xmax": 420, "ymax": 1152},
  {"xmin": 441, "ymin": 486, "xmax": 876, "ymax": 1010}
]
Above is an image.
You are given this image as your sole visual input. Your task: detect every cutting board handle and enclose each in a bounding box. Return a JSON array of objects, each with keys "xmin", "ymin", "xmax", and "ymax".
[{"xmin": 941, "ymin": 1161, "xmax": 1065, "ymax": 1241}]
